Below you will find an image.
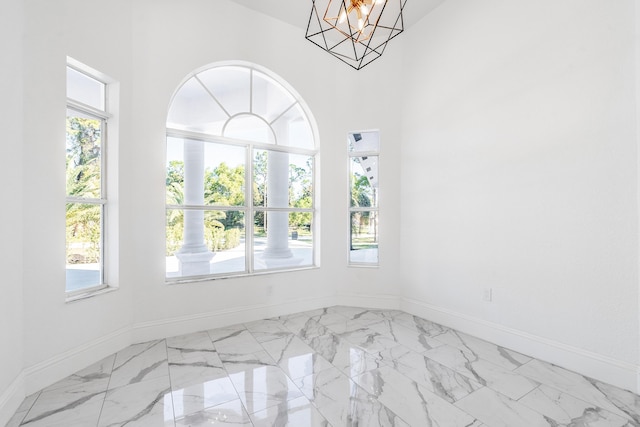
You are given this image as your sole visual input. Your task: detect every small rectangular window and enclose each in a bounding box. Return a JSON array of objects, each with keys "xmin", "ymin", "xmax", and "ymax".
[{"xmin": 348, "ymin": 130, "xmax": 379, "ymax": 266}]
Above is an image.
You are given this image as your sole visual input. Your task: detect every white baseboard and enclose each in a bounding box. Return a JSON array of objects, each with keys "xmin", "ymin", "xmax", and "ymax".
[
  {"xmin": 335, "ymin": 293, "xmax": 401, "ymax": 310},
  {"xmin": 402, "ymin": 297, "xmax": 639, "ymax": 394},
  {"xmin": 23, "ymin": 326, "xmax": 132, "ymax": 396},
  {"xmin": 131, "ymin": 295, "xmax": 337, "ymax": 343},
  {"xmin": 0, "ymin": 372, "xmax": 25, "ymax": 427}
]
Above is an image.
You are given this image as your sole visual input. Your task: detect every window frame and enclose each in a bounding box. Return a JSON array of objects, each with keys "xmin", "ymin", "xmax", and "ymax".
[
  {"xmin": 165, "ymin": 62, "xmax": 319, "ymax": 283},
  {"xmin": 65, "ymin": 59, "xmax": 114, "ymax": 300},
  {"xmin": 348, "ymin": 130, "xmax": 380, "ymax": 267}
]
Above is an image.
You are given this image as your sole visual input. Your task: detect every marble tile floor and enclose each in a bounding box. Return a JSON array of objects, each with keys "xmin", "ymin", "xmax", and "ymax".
[{"xmin": 6, "ymin": 306, "xmax": 640, "ymax": 426}]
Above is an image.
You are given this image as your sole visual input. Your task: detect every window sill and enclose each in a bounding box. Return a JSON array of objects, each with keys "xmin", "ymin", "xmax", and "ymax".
[
  {"xmin": 165, "ymin": 265, "xmax": 319, "ymax": 285},
  {"xmin": 66, "ymin": 285, "xmax": 118, "ymax": 303}
]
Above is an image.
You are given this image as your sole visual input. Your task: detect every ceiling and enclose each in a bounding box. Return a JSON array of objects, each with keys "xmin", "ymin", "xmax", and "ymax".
[{"xmin": 227, "ymin": 0, "xmax": 446, "ymax": 31}]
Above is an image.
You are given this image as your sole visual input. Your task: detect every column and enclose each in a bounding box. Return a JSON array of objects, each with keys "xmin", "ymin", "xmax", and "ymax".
[
  {"xmin": 263, "ymin": 150, "xmax": 293, "ymax": 260},
  {"xmin": 175, "ymin": 139, "xmax": 214, "ymax": 275}
]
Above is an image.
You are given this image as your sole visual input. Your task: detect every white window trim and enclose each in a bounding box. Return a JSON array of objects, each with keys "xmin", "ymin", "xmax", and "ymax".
[
  {"xmin": 348, "ymin": 130, "xmax": 380, "ymax": 267},
  {"xmin": 65, "ymin": 58, "xmax": 118, "ymax": 301}
]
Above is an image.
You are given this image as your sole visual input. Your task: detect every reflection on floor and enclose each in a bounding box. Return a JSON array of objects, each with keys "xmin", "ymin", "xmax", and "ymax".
[{"xmin": 7, "ymin": 306, "xmax": 640, "ymax": 426}]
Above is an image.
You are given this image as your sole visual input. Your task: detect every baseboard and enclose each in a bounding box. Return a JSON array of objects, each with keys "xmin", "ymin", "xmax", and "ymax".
[
  {"xmin": 335, "ymin": 293, "xmax": 401, "ymax": 311},
  {"xmin": 0, "ymin": 372, "xmax": 25, "ymax": 427},
  {"xmin": 22, "ymin": 326, "xmax": 132, "ymax": 396},
  {"xmin": 402, "ymin": 297, "xmax": 639, "ymax": 394},
  {"xmin": 131, "ymin": 295, "xmax": 338, "ymax": 343}
]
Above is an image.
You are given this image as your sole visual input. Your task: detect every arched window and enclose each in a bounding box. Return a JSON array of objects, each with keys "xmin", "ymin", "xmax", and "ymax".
[{"xmin": 165, "ymin": 62, "xmax": 318, "ymax": 281}]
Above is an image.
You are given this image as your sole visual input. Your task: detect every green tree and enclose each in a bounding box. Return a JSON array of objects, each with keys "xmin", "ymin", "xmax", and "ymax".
[{"xmin": 66, "ymin": 116, "xmax": 102, "ymax": 263}]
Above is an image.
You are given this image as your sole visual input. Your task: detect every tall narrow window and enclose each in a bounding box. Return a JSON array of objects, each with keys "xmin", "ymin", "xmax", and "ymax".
[
  {"xmin": 166, "ymin": 62, "xmax": 318, "ymax": 281},
  {"xmin": 65, "ymin": 62, "xmax": 110, "ymax": 294},
  {"xmin": 349, "ymin": 131, "xmax": 379, "ymax": 265}
]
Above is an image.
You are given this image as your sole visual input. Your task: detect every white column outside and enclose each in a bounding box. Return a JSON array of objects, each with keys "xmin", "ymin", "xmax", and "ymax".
[{"xmin": 176, "ymin": 139, "xmax": 214, "ymax": 275}]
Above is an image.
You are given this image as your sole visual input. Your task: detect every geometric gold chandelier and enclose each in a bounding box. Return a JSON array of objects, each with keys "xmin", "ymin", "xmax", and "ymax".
[
  {"xmin": 306, "ymin": 0, "xmax": 407, "ymax": 70},
  {"xmin": 305, "ymin": 0, "xmax": 407, "ymax": 70}
]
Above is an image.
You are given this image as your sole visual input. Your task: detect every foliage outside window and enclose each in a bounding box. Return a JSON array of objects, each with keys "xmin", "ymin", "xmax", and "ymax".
[
  {"xmin": 349, "ymin": 131, "xmax": 379, "ymax": 265},
  {"xmin": 166, "ymin": 63, "xmax": 317, "ymax": 281},
  {"xmin": 66, "ymin": 64, "xmax": 109, "ymax": 293}
]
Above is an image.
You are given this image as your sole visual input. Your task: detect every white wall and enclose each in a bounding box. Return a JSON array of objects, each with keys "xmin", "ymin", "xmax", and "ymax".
[
  {"xmin": 126, "ymin": 0, "xmax": 404, "ymax": 341},
  {"xmin": 20, "ymin": 0, "xmax": 135, "ymax": 394},
  {"xmin": 400, "ymin": 0, "xmax": 639, "ymax": 391},
  {"xmin": 0, "ymin": 0, "xmax": 25, "ymax": 424},
  {"xmin": 1, "ymin": 2, "xmax": 404, "ymax": 421}
]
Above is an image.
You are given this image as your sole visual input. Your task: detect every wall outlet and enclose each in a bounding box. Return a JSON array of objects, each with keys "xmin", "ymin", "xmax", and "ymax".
[{"xmin": 482, "ymin": 288, "xmax": 492, "ymax": 302}]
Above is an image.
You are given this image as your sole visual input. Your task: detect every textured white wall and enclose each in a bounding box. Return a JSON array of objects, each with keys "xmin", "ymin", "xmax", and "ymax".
[{"xmin": 400, "ymin": 0, "xmax": 639, "ymax": 373}]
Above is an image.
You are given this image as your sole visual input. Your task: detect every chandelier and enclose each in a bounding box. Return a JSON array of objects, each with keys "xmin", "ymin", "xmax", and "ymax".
[{"xmin": 305, "ymin": 0, "xmax": 407, "ymax": 70}]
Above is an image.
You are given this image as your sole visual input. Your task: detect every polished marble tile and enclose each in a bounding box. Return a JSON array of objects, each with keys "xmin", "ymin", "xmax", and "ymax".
[
  {"xmin": 294, "ymin": 366, "xmax": 410, "ymax": 427},
  {"xmin": 108, "ymin": 339, "xmax": 169, "ymax": 390},
  {"xmin": 228, "ymin": 365, "xmax": 304, "ymax": 415},
  {"xmin": 518, "ymin": 384, "xmax": 631, "ymax": 426},
  {"xmin": 174, "ymin": 398, "xmax": 252, "ymax": 426},
  {"xmin": 515, "ymin": 359, "xmax": 639, "ymax": 423},
  {"xmin": 261, "ymin": 335, "xmax": 334, "ymax": 380},
  {"xmin": 353, "ymin": 365, "xmax": 480, "ymax": 426},
  {"xmin": 249, "ymin": 395, "xmax": 330, "ymax": 426},
  {"xmin": 378, "ymin": 344, "xmax": 483, "ymax": 403},
  {"xmin": 97, "ymin": 375, "xmax": 174, "ymax": 427},
  {"xmin": 435, "ymin": 329, "xmax": 531, "ymax": 370},
  {"xmin": 171, "ymin": 375, "xmax": 239, "ymax": 418},
  {"xmin": 455, "ymin": 386, "xmax": 550, "ymax": 427},
  {"xmin": 8, "ymin": 306, "xmax": 640, "ymax": 426},
  {"xmin": 424, "ymin": 343, "xmax": 539, "ymax": 400}
]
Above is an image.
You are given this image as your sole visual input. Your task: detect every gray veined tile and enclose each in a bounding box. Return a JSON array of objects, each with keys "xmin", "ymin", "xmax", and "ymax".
[
  {"xmin": 424, "ymin": 343, "xmax": 539, "ymax": 400},
  {"xmin": 228, "ymin": 365, "xmax": 304, "ymax": 415},
  {"xmin": 325, "ymin": 305, "xmax": 372, "ymax": 318},
  {"xmin": 261, "ymin": 335, "xmax": 334, "ymax": 380},
  {"xmin": 515, "ymin": 359, "xmax": 640, "ymax": 423},
  {"xmin": 174, "ymin": 398, "xmax": 252, "ymax": 426},
  {"xmin": 590, "ymin": 379, "xmax": 640, "ymax": 425},
  {"xmin": 167, "ymin": 331, "xmax": 227, "ymax": 389},
  {"xmin": 21, "ymin": 387, "xmax": 105, "ymax": 427},
  {"xmin": 98, "ymin": 375, "xmax": 173, "ymax": 427},
  {"xmin": 250, "ymin": 395, "xmax": 330, "ymax": 427},
  {"xmin": 244, "ymin": 318, "xmax": 294, "ymax": 343},
  {"xmin": 387, "ymin": 312, "xmax": 450, "ymax": 338},
  {"xmin": 369, "ymin": 319, "xmax": 444, "ymax": 353},
  {"xmin": 323, "ymin": 318, "xmax": 373, "ymax": 334},
  {"xmin": 206, "ymin": 323, "xmax": 247, "ymax": 344},
  {"xmin": 5, "ymin": 410, "xmax": 27, "ymax": 427},
  {"xmin": 108, "ymin": 339, "xmax": 169, "ymax": 390},
  {"xmin": 171, "ymin": 375, "xmax": 240, "ymax": 419},
  {"xmin": 166, "ymin": 331, "xmax": 218, "ymax": 363},
  {"xmin": 219, "ymin": 349, "xmax": 277, "ymax": 374},
  {"xmin": 378, "ymin": 345, "xmax": 483, "ymax": 403},
  {"xmin": 293, "ymin": 366, "xmax": 410, "ymax": 427},
  {"xmin": 518, "ymin": 384, "xmax": 631, "ymax": 426},
  {"xmin": 42, "ymin": 354, "xmax": 115, "ymax": 395},
  {"xmin": 308, "ymin": 310, "xmax": 351, "ymax": 328},
  {"xmin": 209, "ymin": 327, "xmax": 263, "ymax": 355},
  {"xmin": 338, "ymin": 326, "xmax": 401, "ymax": 355},
  {"xmin": 352, "ymin": 365, "xmax": 479, "ymax": 427},
  {"xmin": 456, "ymin": 387, "xmax": 551, "ymax": 427},
  {"xmin": 289, "ymin": 317, "xmax": 330, "ymax": 344},
  {"xmin": 16, "ymin": 391, "xmax": 40, "ymax": 414},
  {"xmin": 435, "ymin": 329, "xmax": 531, "ymax": 370},
  {"xmin": 306, "ymin": 333, "xmax": 384, "ymax": 378}
]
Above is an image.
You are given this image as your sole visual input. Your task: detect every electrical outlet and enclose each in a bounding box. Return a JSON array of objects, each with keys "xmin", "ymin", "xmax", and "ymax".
[{"xmin": 482, "ymin": 288, "xmax": 492, "ymax": 302}]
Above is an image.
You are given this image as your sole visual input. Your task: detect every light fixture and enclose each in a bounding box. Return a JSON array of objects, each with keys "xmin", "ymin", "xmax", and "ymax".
[{"xmin": 306, "ymin": 0, "xmax": 407, "ymax": 70}]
